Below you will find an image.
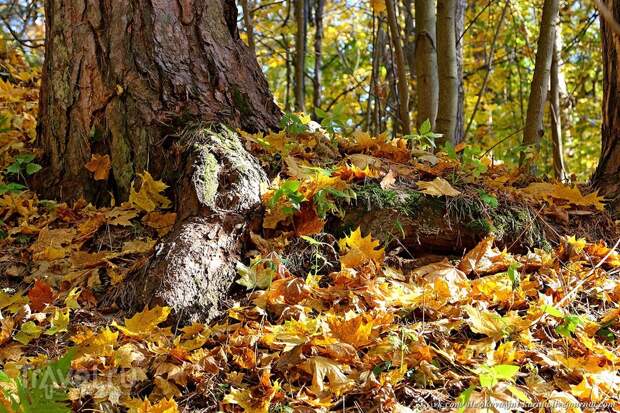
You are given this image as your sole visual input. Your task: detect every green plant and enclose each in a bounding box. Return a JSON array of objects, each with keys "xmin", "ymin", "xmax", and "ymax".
[
  {"xmin": 463, "ymin": 145, "xmax": 487, "ymax": 176},
  {"xmin": 6, "ymin": 154, "xmax": 42, "ymax": 180},
  {"xmin": 316, "ymin": 103, "xmax": 348, "ymax": 134},
  {"xmin": 268, "ymin": 179, "xmax": 306, "ymax": 215},
  {"xmin": 456, "ymin": 363, "xmax": 526, "ymax": 412},
  {"xmin": 313, "ymin": 186, "xmax": 355, "ymax": 219},
  {"xmin": 0, "ymin": 182, "xmax": 26, "ymax": 195},
  {"xmin": 0, "ymin": 349, "xmax": 74, "ymax": 413},
  {"xmin": 506, "ymin": 261, "xmax": 520, "ymax": 289},
  {"xmin": 279, "ymin": 113, "xmax": 309, "ymax": 135},
  {"xmin": 541, "ymin": 305, "xmax": 584, "ymax": 337},
  {"xmin": 479, "ymin": 190, "xmax": 499, "ymax": 209},
  {"xmin": 404, "ymin": 119, "xmax": 442, "ymax": 151}
]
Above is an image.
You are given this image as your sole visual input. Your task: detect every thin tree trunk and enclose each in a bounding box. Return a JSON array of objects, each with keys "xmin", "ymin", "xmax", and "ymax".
[
  {"xmin": 312, "ymin": 0, "xmax": 325, "ymax": 118},
  {"xmin": 240, "ymin": 0, "xmax": 256, "ymax": 54},
  {"xmin": 385, "ymin": 0, "xmax": 411, "ymax": 134},
  {"xmin": 550, "ymin": 28, "xmax": 567, "ymax": 181},
  {"xmin": 294, "ymin": 0, "xmax": 306, "ymax": 111},
  {"xmin": 415, "ymin": 0, "xmax": 438, "ymax": 129},
  {"xmin": 454, "ymin": 0, "xmax": 466, "ymax": 144},
  {"xmin": 37, "ymin": 0, "xmax": 281, "ymax": 322},
  {"xmin": 592, "ymin": 0, "xmax": 620, "ymax": 214},
  {"xmin": 284, "ymin": 34, "xmax": 292, "ymax": 112},
  {"xmin": 436, "ymin": 0, "xmax": 458, "ymax": 144},
  {"xmin": 521, "ymin": 0, "xmax": 559, "ymax": 163},
  {"xmin": 366, "ymin": 14, "xmax": 378, "ymax": 132},
  {"xmin": 402, "ymin": 0, "xmax": 416, "ymax": 78}
]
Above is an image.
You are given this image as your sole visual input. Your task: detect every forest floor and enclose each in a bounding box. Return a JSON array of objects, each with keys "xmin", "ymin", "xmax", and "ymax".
[{"xmin": 2, "ymin": 46, "xmax": 620, "ymax": 413}]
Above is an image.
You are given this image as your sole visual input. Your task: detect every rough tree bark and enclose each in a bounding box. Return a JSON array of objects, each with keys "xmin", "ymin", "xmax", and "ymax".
[
  {"xmin": 415, "ymin": 0, "xmax": 439, "ymax": 129},
  {"xmin": 592, "ymin": 0, "xmax": 620, "ymax": 214},
  {"xmin": 37, "ymin": 0, "xmax": 282, "ymax": 321},
  {"xmin": 436, "ymin": 0, "xmax": 458, "ymax": 145},
  {"xmin": 522, "ymin": 0, "xmax": 559, "ymax": 161},
  {"xmin": 385, "ymin": 0, "xmax": 411, "ymax": 134}
]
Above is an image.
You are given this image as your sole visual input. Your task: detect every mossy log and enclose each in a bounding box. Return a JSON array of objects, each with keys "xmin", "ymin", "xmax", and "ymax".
[{"xmin": 335, "ymin": 184, "xmax": 549, "ymax": 255}]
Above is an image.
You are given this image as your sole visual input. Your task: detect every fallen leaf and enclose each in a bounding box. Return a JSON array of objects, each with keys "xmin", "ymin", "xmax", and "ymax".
[
  {"xmin": 113, "ymin": 306, "xmax": 171, "ymax": 338},
  {"xmin": 338, "ymin": 227, "xmax": 384, "ymax": 268},
  {"xmin": 28, "ymin": 279, "xmax": 55, "ymax": 312},
  {"xmin": 416, "ymin": 177, "xmax": 461, "ymax": 197},
  {"xmin": 380, "ymin": 169, "xmax": 396, "ymax": 189},
  {"xmin": 85, "ymin": 154, "xmax": 111, "ymax": 180},
  {"xmin": 129, "ymin": 171, "xmax": 171, "ymax": 212}
]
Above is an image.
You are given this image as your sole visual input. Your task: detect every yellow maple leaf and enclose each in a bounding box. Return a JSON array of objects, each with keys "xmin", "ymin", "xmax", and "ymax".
[
  {"xmin": 464, "ymin": 305, "xmax": 509, "ymax": 340},
  {"xmin": 370, "ymin": 0, "xmax": 387, "ymax": 13},
  {"xmin": 571, "ymin": 376, "xmax": 603, "ymax": 402},
  {"xmin": 126, "ymin": 397, "xmax": 179, "ymax": 413},
  {"xmin": 338, "ymin": 227, "xmax": 384, "ymax": 268},
  {"xmin": 142, "ymin": 212, "xmax": 177, "ymax": 236},
  {"xmin": 223, "ymin": 372, "xmax": 278, "ymax": 413},
  {"xmin": 416, "ymin": 177, "xmax": 461, "ymax": 197},
  {"xmin": 129, "ymin": 171, "xmax": 172, "ymax": 212},
  {"xmin": 328, "ymin": 311, "xmax": 375, "ymax": 348},
  {"xmin": 105, "ymin": 207, "xmax": 139, "ymax": 226},
  {"xmin": 113, "ymin": 306, "xmax": 171, "ymax": 338},
  {"xmin": 521, "ymin": 182, "xmax": 605, "ymax": 211},
  {"xmin": 301, "ymin": 356, "xmax": 353, "ymax": 396},
  {"xmin": 121, "ymin": 238, "xmax": 156, "ymax": 255}
]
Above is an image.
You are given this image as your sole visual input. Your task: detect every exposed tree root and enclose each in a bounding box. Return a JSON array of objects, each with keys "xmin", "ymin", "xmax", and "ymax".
[{"xmin": 116, "ymin": 127, "xmax": 266, "ymax": 323}]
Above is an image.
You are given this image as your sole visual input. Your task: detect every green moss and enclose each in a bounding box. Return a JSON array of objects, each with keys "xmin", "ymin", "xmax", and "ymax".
[
  {"xmin": 198, "ymin": 151, "xmax": 219, "ymax": 207},
  {"xmin": 353, "ymin": 183, "xmax": 422, "ymax": 216},
  {"xmin": 351, "ymin": 182, "xmax": 549, "ymax": 249}
]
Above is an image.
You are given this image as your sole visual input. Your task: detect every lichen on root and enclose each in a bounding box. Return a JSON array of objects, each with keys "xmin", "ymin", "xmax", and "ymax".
[{"xmin": 122, "ymin": 126, "xmax": 267, "ymax": 323}]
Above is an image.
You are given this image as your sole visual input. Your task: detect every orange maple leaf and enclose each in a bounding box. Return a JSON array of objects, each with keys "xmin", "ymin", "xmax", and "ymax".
[
  {"xmin": 85, "ymin": 154, "xmax": 111, "ymax": 181},
  {"xmin": 28, "ymin": 279, "xmax": 55, "ymax": 312}
]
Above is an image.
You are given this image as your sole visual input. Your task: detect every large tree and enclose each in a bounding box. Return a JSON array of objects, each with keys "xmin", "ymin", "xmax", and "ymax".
[
  {"xmin": 593, "ymin": 0, "xmax": 620, "ymax": 214},
  {"xmin": 36, "ymin": 0, "xmax": 282, "ymax": 321}
]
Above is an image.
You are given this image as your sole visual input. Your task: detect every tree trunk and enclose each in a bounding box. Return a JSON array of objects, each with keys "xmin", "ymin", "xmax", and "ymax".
[
  {"xmin": 550, "ymin": 30, "xmax": 567, "ymax": 181},
  {"xmin": 312, "ymin": 0, "xmax": 325, "ymax": 118},
  {"xmin": 37, "ymin": 0, "xmax": 282, "ymax": 322},
  {"xmin": 522, "ymin": 0, "xmax": 559, "ymax": 161},
  {"xmin": 593, "ymin": 0, "xmax": 620, "ymax": 214},
  {"xmin": 436, "ymin": 0, "xmax": 458, "ymax": 145},
  {"xmin": 385, "ymin": 0, "xmax": 411, "ymax": 134},
  {"xmin": 294, "ymin": 0, "xmax": 306, "ymax": 111},
  {"xmin": 402, "ymin": 0, "xmax": 416, "ymax": 77},
  {"xmin": 454, "ymin": 0, "xmax": 466, "ymax": 144},
  {"xmin": 415, "ymin": 0, "xmax": 439, "ymax": 129}
]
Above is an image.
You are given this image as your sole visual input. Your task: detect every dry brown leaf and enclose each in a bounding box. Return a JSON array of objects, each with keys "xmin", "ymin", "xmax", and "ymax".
[
  {"xmin": 28, "ymin": 279, "xmax": 55, "ymax": 312},
  {"xmin": 380, "ymin": 169, "xmax": 396, "ymax": 189},
  {"xmin": 416, "ymin": 177, "xmax": 461, "ymax": 197},
  {"xmin": 85, "ymin": 154, "xmax": 111, "ymax": 181}
]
